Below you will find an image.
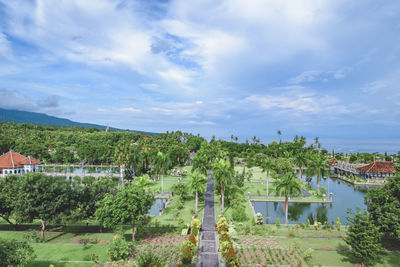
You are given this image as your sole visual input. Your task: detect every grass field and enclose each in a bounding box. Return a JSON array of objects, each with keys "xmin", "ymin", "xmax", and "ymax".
[{"xmin": 151, "ymin": 194, "xmax": 204, "ymax": 227}]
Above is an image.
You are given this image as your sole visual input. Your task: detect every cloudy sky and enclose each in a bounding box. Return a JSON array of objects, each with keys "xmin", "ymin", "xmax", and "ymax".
[{"xmin": 0, "ymin": 0, "xmax": 399, "ymax": 141}]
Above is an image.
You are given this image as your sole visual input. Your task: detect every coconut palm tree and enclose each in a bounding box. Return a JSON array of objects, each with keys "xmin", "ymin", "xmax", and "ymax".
[
  {"xmin": 260, "ymin": 157, "xmax": 274, "ymax": 197},
  {"xmin": 189, "ymin": 171, "xmax": 207, "ymax": 214},
  {"xmin": 307, "ymin": 154, "xmax": 329, "ymax": 193},
  {"xmin": 113, "ymin": 143, "xmax": 130, "ymax": 185},
  {"xmin": 154, "ymin": 151, "xmax": 171, "ymax": 193},
  {"xmin": 274, "ymin": 172, "xmax": 302, "ymax": 225},
  {"xmin": 294, "ymin": 153, "xmax": 308, "ymax": 180},
  {"xmin": 212, "ymin": 158, "xmax": 233, "ymax": 213},
  {"xmin": 277, "ymin": 130, "xmax": 282, "ymax": 143}
]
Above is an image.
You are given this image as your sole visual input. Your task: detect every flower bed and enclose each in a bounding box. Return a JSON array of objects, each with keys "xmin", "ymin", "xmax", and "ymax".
[{"xmin": 237, "ymin": 246, "xmax": 304, "ymax": 266}]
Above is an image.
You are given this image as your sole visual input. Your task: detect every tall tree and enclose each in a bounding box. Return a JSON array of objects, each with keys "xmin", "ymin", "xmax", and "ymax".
[
  {"xmin": 113, "ymin": 143, "xmax": 130, "ymax": 184},
  {"xmin": 307, "ymin": 154, "xmax": 329, "ymax": 192},
  {"xmin": 274, "ymin": 172, "xmax": 302, "ymax": 225},
  {"xmin": 188, "ymin": 171, "xmax": 207, "ymax": 214},
  {"xmin": 365, "ymin": 176, "xmax": 400, "ymax": 239},
  {"xmin": 277, "ymin": 130, "xmax": 282, "ymax": 144},
  {"xmin": 0, "ymin": 175, "xmax": 18, "ymax": 226},
  {"xmin": 13, "ymin": 173, "xmax": 74, "ymax": 242},
  {"xmin": 260, "ymin": 157, "xmax": 274, "ymax": 197},
  {"xmin": 293, "ymin": 153, "xmax": 308, "ymax": 180},
  {"xmin": 344, "ymin": 210, "xmax": 386, "ymax": 266},
  {"xmin": 213, "ymin": 159, "xmax": 233, "ymax": 213},
  {"xmin": 95, "ymin": 183, "xmax": 154, "ymax": 242},
  {"xmin": 154, "ymin": 151, "xmax": 171, "ymax": 193}
]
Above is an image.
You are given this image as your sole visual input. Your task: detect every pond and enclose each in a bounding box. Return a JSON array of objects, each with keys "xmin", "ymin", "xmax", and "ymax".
[
  {"xmin": 147, "ymin": 198, "xmax": 168, "ymax": 216},
  {"xmin": 253, "ymin": 175, "xmax": 371, "ymax": 225}
]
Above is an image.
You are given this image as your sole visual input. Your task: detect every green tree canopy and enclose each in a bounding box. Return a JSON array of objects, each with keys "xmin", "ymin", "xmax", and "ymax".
[
  {"xmin": 213, "ymin": 158, "xmax": 233, "ymax": 213},
  {"xmin": 344, "ymin": 210, "xmax": 386, "ymax": 266},
  {"xmin": 95, "ymin": 183, "xmax": 154, "ymax": 241},
  {"xmin": 13, "ymin": 173, "xmax": 74, "ymax": 242},
  {"xmin": 188, "ymin": 171, "xmax": 207, "ymax": 214},
  {"xmin": 274, "ymin": 172, "xmax": 302, "ymax": 225},
  {"xmin": 0, "ymin": 239, "xmax": 36, "ymax": 267}
]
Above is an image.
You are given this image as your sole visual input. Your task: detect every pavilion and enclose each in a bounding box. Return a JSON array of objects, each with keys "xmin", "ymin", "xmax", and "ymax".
[
  {"xmin": 0, "ymin": 150, "xmax": 41, "ymax": 177},
  {"xmin": 356, "ymin": 161, "xmax": 395, "ymax": 180}
]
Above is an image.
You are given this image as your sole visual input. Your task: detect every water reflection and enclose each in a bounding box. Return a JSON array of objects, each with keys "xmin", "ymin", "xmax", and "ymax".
[
  {"xmin": 147, "ymin": 198, "xmax": 167, "ymax": 216},
  {"xmin": 254, "ymin": 175, "xmax": 370, "ymax": 225}
]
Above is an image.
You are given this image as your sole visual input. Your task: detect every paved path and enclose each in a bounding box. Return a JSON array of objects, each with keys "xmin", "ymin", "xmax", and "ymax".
[{"xmin": 198, "ymin": 172, "xmax": 222, "ymax": 267}]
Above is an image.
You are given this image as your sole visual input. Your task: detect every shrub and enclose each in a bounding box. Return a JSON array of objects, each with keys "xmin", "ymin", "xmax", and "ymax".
[
  {"xmin": 189, "ymin": 233, "xmax": 196, "ymax": 245},
  {"xmin": 302, "ymin": 248, "xmax": 314, "ymax": 264},
  {"xmin": 191, "ymin": 218, "xmax": 201, "ymax": 236},
  {"xmin": 23, "ymin": 231, "xmax": 41, "ymax": 243},
  {"xmin": 217, "ymin": 217, "xmax": 229, "ymax": 233},
  {"xmin": 219, "ymin": 241, "xmax": 232, "ymax": 258},
  {"xmin": 180, "ymin": 241, "xmax": 194, "ymax": 265},
  {"xmin": 232, "ymin": 205, "xmax": 248, "ymax": 222},
  {"xmin": 276, "ymin": 218, "xmax": 280, "ymax": 228},
  {"xmin": 0, "ymin": 239, "xmax": 36, "ymax": 266},
  {"xmin": 336, "ymin": 217, "xmax": 341, "ymax": 231},
  {"xmin": 136, "ymin": 250, "xmax": 163, "ymax": 267},
  {"xmin": 220, "ymin": 232, "xmax": 232, "ymax": 243},
  {"xmin": 225, "ymin": 244, "xmax": 240, "ymax": 266},
  {"xmin": 108, "ymin": 235, "xmax": 133, "ymax": 261},
  {"xmin": 172, "ymin": 183, "xmax": 188, "ymax": 201}
]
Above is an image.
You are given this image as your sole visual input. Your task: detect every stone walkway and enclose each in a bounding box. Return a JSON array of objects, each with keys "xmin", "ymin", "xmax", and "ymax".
[{"xmin": 198, "ymin": 172, "xmax": 222, "ymax": 266}]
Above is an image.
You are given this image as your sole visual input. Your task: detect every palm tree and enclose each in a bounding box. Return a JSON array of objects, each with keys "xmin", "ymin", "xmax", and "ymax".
[
  {"xmin": 188, "ymin": 171, "xmax": 206, "ymax": 214},
  {"xmin": 314, "ymin": 137, "xmax": 321, "ymax": 153},
  {"xmin": 307, "ymin": 154, "xmax": 329, "ymax": 193},
  {"xmin": 277, "ymin": 130, "xmax": 282, "ymax": 143},
  {"xmin": 114, "ymin": 143, "xmax": 130, "ymax": 185},
  {"xmin": 192, "ymin": 153, "xmax": 208, "ymax": 175},
  {"xmin": 274, "ymin": 172, "xmax": 302, "ymax": 225},
  {"xmin": 212, "ymin": 158, "xmax": 233, "ymax": 213},
  {"xmin": 154, "ymin": 151, "xmax": 171, "ymax": 193},
  {"xmin": 260, "ymin": 157, "xmax": 274, "ymax": 197},
  {"xmin": 294, "ymin": 153, "xmax": 308, "ymax": 180}
]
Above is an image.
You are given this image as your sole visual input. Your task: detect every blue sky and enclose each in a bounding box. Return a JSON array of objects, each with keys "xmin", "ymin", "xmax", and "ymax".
[{"xmin": 0, "ymin": 0, "xmax": 399, "ymax": 142}]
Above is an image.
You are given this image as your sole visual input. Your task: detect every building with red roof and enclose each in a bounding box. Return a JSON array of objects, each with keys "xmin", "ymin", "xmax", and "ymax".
[
  {"xmin": 356, "ymin": 161, "xmax": 395, "ymax": 179},
  {"xmin": 0, "ymin": 150, "xmax": 41, "ymax": 177}
]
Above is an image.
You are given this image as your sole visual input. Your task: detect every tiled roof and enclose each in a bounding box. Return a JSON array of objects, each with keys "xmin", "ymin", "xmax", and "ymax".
[
  {"xmin": 0, "ymin": 151, "xmax": 40, "ymax": 169},
  {"xmin": 357, "ymin": 161, "xmax": 394, "ymax": 174},
  {"xmin": 329, "ymin": 158, "xmax": 338, "ymax": 165},
  {"xmin": 18, "ymin": 156, "xmax": 41, "ymax": 165}
]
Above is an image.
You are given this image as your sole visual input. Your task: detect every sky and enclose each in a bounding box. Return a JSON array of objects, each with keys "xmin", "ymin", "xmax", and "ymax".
[{"xmin": 0, "ymin": 0, "xmax": 399, "ymax": 145}]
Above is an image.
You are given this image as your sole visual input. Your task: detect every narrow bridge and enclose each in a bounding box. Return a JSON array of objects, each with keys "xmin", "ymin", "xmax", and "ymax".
[{"xmin": 331, "ymin": 161, "xmax": 361, "ymax": 176}]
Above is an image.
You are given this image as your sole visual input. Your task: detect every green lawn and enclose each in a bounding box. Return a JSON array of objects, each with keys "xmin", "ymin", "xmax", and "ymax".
[
  {"xmin": 277, "ymin": 237, "xmax": 348, "ymax": 250},
  {"xmin": 148, "ymin": 180, "xmax": 187, "ymax": 193},
  {"xmin": 150, "ymin": 195, "xmax": 204, "ymax": 227},
  {"xmin": 27, "ymin": 262, "xmax": 93, "ymax": 267},
  {"xmin": 214, "ymin": 196, "xmax": 255, "ymax": 227},
  {"xmin": 31, "ymin": 243, "xmax": 109, "ymax": 261}
]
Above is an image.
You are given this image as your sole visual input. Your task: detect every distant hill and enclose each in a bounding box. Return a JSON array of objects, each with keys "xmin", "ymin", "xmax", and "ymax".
[{"xmin": 0, "ymin": 108, "xmax": 156, "ymax": 135}]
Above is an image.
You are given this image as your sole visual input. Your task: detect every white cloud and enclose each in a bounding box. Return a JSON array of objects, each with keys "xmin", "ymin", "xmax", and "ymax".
[
  {"xmin": 362, "ymin": 80, "xmax": 389, "ymax": 94},
  {"xmin": 288, "ymin": 70, "xmax": 324, "ymax": 84},
  {"xmin": 245, "ymin": 89, "xmax": 351, "ymax": 117},
  {"xmin": 288, "ymin": 69, "xmax": 348, "ymax": 84},
  {"xmin": 187, "ymin": 120, "xmax": 215, "ymax": 125},
  {"xmin": 0, "ymin": 31, "xmax": 12, "ymax": 59},
  {"xmin": 119, "ymin": 107, "xmax": 142, "ymax": 114}
]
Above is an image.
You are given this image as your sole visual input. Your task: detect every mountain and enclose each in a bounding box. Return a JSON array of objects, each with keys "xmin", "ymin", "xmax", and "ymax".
[{"xmin": 0, "ymin": 108, "xmax": 156, "ymax": 135}]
